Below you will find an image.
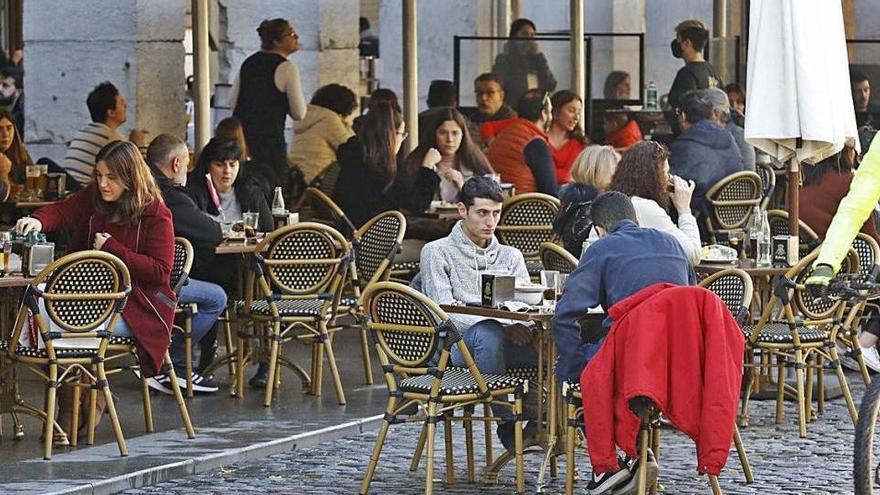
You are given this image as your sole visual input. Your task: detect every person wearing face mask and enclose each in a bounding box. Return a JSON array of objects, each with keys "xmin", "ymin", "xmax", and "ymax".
[
  {"xmin": 486, "ymin": 89, "xmax": 559, "ymax": 196},
  {"xmin": 492, "ymin": 18, "xmax": 557, "ymax": 108},
  {"xmin": 667, "ymin": 20, "xmax": 722, "ymax": 115},
  {"xmin": 547, "ymin": 90, "xmax": 589, "ymax": 185},
  {"xmin": 417, "ymin": 177, "xmax": 537, "ymax": 452}
]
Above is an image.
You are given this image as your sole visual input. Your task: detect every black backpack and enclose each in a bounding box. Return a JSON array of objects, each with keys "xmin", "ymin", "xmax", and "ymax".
[{"xmin": 553, "ymin": 200, "xmax": 593, "ymax": 257}]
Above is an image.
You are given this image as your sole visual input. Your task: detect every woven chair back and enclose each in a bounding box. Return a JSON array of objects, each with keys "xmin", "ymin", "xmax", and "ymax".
[
  {"xmin": 698, "ymin": 268, "xmax": 753, "ymax": 325},
  {"xmin": 497, "ymin": 193, "xmax": 560, "ymax": 258},
  {"xmin": 39, "ymin": 251, "xmax": 131, "ymax": 334},
  {"xmin": 354, "ymin": 211, "xmax": 407, "ymax": 288},
  {"xmin": 262, "ymin": 222, "xmax": 350, "ymax": 296},
  {"xmin": 363, "ymin": 282, "xmax": 445, "ymax": 369},
  {"xmin": 170, "ymin": 237, "xmax": 193, "ymax": 294},
  {"xmin": 705, "ymin": 171, "xmax": 763, "ymax": 231},
  {"xmin": 539, "ymin": 242, "xmax": 578, "ymax": 274},
  {"xmin": 766, "ymin": 209, "xmax": 821, "ymax": 258}
]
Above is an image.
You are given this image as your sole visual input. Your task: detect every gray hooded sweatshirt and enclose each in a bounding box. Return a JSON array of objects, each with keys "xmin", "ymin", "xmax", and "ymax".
[{"xmin": 419, "ymin": 220, "xmax": 530, "ymax": 331}]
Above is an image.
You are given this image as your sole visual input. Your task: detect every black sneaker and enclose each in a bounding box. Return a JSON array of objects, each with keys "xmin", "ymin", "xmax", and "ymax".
[
  {"xmin": 586, "ymin": 456, "xmax": 632, "ymax": 495},
  {"xmin": 147, "ymin": 374, "xmax": 174, "ymax": 395},
  {"xmin": 248, "ymin": 364, "xmax": 269, "ymax": 389},
  {"xmin": 612, "ymin": 451, "xmax": 659, "ymax": 495},
  {"xmin": 176, "ymin": 372, "xmax": 219, "ymax": 393}
]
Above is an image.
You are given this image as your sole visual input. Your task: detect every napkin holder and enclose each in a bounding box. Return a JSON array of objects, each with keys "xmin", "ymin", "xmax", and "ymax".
[{"xmin": 481, "ymin": 274, "xmax": 515, "ymax": 308}]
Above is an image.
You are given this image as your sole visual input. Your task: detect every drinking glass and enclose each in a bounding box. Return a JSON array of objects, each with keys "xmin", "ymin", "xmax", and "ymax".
[
  {"xmin": 540, "ymin": 270, "xmax": 560, "ymax": 310},
  {"xmin": 558, "ymin": 273, "xmax": 570, "ymax": 297},
  {"xmin": 36, "ymin": 164, "xmax": 49, "ymax": 199},
  {"xmin": 25, "ymin": 165, "xmax": 40, "ymax": 201},
  {"xmin": 243, "ymin": 211, "xmax": 260, "ymax": 241}
]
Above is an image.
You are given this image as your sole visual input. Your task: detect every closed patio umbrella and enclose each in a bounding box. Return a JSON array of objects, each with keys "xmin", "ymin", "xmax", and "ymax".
[{"xmin": 744, "ymin": 0, "xmax": 859, "ymax": 258}]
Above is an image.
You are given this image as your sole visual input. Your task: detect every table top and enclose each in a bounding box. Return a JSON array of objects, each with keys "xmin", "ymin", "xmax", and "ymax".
[
  {"xmin": 214, "ymin": 240, "xmax": 263, "ymax": 255},
  {"xmin": 440, "ymin": 304, "xmax": 554, "ymax": 323},
  {"xmin": 0, "ymin": 274, "xmax": 35, "ymax": 288},
  {"xmin": 695, "ymin": 259, "xmax": 789, "ymax": 277}
]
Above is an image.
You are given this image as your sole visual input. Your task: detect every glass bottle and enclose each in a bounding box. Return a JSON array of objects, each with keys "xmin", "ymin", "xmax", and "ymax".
[
  {"xmin": 271, "ymin": 186, "xmax": 286, "ymax": 216},
  {"xmin": 747, "ymin": 206, "xmax": 762, "ymax": 260},
  {"xmin": 757, "ymin": 211, "xmax": 772, "ymax": 267},
  {"xmin": 645, "ymin": 81, "xmax": 658, "ymax": 110}
]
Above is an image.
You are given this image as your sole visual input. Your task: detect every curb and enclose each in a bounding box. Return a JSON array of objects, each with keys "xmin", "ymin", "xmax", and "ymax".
[{"xmin": 43, "ymin": 414, "xmax": 384, "ymax": 495}]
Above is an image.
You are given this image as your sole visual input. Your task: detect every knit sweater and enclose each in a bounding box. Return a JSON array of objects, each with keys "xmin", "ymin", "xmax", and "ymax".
[
  {"xmin": 419, "ymin": 220, "xmax": 530, "ymax": 331},
  {"xmin": 288, "ymin": 104, "xmax": 354, "ymax": 184}
]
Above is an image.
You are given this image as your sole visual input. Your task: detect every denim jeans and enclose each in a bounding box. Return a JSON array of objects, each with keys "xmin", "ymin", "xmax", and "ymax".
[
  {"xmin": 169, "ymin": 278, "xmax": 228, "ymax": 374},
  {"xmin": 450, "ymin": 319, "xmax": 539, "ymax": 419}
]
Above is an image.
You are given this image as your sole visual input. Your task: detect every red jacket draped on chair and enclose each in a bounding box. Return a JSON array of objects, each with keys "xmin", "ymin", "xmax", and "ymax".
[
  {"xmin": 581, "ymin": 283, "xmax": 744, "ymax": 475},
  {"xmin": 32, "ymin": 185, "xmax": 176, "ymax": 377}
]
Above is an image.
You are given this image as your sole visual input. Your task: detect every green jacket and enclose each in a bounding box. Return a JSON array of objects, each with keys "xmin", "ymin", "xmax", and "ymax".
[{"xmin": 817, "ymin": 137, "xmax": 880, "ymax": 271}]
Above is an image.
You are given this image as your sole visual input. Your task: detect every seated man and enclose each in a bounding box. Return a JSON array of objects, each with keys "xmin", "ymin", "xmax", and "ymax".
[
  {"xmin": 486, "ymin": 89, "xmax": 558, "ymax": 196},
  {"xmin": 145, "ymin": 134, "xmax": 227, "ymax": 394},
  {"xmin": 419, "ymin": 176, "xmax": 538, "ymax": 450},
  {"xmin": 551, "ymin": 191, "xmax": 695, "ymax": 494},
  {"xmin": 602, "ymin": 110, "xmax": 642, "ymax": 150}
]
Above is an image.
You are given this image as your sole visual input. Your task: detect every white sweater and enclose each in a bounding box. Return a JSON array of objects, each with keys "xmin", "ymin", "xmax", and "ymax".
[{"xmin": 631, "ymin": 196, "xmax": 702, "ymax": 265}]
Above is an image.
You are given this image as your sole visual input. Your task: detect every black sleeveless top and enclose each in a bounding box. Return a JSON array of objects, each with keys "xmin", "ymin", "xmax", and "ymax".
[{"xmin": 233, "ymin": 52, "xmax": 289, "ymax": 161}]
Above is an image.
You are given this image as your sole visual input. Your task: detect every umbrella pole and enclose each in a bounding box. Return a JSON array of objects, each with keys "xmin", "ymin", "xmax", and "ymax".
[{"xmin": 788, "ymin": 157, "xmax": 800, "ymax": 263}]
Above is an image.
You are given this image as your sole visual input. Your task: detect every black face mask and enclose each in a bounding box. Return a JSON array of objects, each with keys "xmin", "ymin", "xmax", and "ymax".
[{"xmin": 671, "ymin": 39, "xmax": 683, "ymax": 59}]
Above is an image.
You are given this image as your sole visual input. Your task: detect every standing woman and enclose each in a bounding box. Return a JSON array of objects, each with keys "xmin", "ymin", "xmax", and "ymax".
[
  {"xmin": 332, "ymin": 101, "xmax": 438, "ymax": 233},
  {"xmin": 492, "ymin": 18, "xmax": 557, "ymax": 107},
  {"xmin": 230, "ymin": 18, "xmax": 307, "ymax": 190},
  {"xmin": 403, "ymin": 107, "xmax": 492, "ymax": 209},
  {"xmin": 609, "ymin": 141, "xmax": 701, "ymax": 265},
  {"xmin": 16, "ymin": 141, "xmax": 176, "ymax": 378},
  {"xmin": 0, "ymin": 108, "xmax": 34, "ymax": 201},
  {"xmin": 547, "ymin": 90, "xmax": 588, "ymax": 185}
]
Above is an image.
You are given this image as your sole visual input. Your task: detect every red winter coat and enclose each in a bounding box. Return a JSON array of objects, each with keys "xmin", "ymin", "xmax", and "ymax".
[
  {"xmin": 32, "ymin": 185, "xmax": 176, "ymax": 377},
  {"xmin": 581, "ymin": 283, "xmax": 744, "ymax": 475}
]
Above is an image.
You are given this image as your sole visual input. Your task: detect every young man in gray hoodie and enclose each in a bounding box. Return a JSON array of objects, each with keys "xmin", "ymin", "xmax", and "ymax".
[{"xmin": 419, "ymin": 176, "xmax": 538, "ymax": 450}]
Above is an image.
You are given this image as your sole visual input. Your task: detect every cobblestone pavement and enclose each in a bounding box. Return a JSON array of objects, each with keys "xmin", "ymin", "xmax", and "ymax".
[{"xmin": 123, "ymin": 377, "xmax": 868, "ymax": 494}]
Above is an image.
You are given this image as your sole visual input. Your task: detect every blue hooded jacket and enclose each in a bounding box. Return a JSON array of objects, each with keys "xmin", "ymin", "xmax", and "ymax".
[
  {"xmin": 669, "ymin": 120, "xmax": 744, "ymax": 216},
  {"xmin": 551, "ymin": 220, "xmax": 696, "ymax": 382}
]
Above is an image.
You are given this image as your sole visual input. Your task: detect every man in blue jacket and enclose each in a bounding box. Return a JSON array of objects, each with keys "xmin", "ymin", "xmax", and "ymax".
[
  {"xmin": 552, "ymin": 192, "xmax": 696, "ymax": 384},
  {"xmin": 669, "ymin": 89, "xmax": 744, "ymax": 231}
]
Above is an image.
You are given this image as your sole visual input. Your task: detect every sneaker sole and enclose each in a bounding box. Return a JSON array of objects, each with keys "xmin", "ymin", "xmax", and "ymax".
[
  {"xmin": 147, "ymin": 379, "xmax": 174, "ymax": 395},
  {"xmin": 613, "ymin": 457, "xmax": 659, "ymax": 495},
  {"xmin": 587, "ymin": 468, "xmax": 632, "ymax": 495},
  {"xmin": 176, "ymin": 377, "xmax": 219, "ymax": 393}
]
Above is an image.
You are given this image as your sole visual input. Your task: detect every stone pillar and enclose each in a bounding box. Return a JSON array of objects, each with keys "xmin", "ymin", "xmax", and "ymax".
[
  {"xmin": 219, "ymin": 0, "xmax": 359, "ymax": 105},
  {"xmin": 23, "ymin": 0, "xmax": 186, "ymax": 162}
]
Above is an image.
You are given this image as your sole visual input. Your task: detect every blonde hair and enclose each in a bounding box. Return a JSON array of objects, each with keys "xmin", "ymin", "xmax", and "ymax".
[
  {"xmin": 94, "ymin": 140, "xmax": 163, "ymax": 223},
  {"xmin": 570, "ymin": 145, "xmax": 621, "ymax": 192}
]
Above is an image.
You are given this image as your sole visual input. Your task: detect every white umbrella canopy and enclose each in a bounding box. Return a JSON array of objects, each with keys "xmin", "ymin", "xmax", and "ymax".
[{"xmin": 744, "ymin": 0, "xmax": 859, "ymax": 249}]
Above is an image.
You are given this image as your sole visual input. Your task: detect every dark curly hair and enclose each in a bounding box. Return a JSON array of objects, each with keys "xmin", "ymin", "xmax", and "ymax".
[{"xmin": 609, "ymin": 140, "xmax": 670, "ymax": 211}]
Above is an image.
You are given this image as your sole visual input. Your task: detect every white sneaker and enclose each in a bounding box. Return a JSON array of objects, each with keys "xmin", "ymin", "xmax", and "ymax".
[{"xmin": 861, "ymin": 345, "xmax": 880, "ymax": 373}]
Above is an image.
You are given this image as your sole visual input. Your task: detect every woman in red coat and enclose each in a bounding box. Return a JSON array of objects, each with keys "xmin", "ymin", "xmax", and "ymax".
[{"xmin": 16, "ymin": 140, "xmax": 175, "ymax": 378}]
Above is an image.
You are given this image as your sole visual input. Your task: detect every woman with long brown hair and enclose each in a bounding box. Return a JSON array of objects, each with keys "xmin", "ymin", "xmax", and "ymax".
[
  {"xmin": 609, "ymin": 141, "xmax": 701, "ymax": 264},
  {"xmin": 0, "ymin": 107, "xmax": 33, "ymax": 200},
  {"xmin": 547, "ymin": 90, "xmax": 588, "ymax": 184},
  {"xmin": 403, "ymin": 107, "xmax": 492, "ymax": 207},
  {"xmin": 16, "ymin": 140, "xmax": 175, "ymax": 380},
  {"xmin": 332, "ymin": 101, "xmax": 438, "ymax": 232}
]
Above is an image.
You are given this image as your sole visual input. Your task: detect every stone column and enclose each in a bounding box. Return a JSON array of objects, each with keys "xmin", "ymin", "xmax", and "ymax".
[{"xmin": 23, "ymin": 0, "xmax": 186, "ymax": 162}]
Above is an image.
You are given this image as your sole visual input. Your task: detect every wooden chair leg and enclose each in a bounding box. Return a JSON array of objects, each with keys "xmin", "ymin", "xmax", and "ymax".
[
  {"xmin": 804, "ymin": 354, "xmax": 814, "ymax": 423},
  {"xmin": 96, "ymin": 363, "xmax": 127, "ymax": 456},
  {"xmin": 830, "ymin": 345, "xmax": 859, "ymax": 424},
  {"xmin": 165, "ymin": 353, "xmax": 196, "ymax": 438},
  {"xmin": 321, "ymin": 325, "xmax": 346, "ymax": 405},
  {"xmin": 411, "ymin": 419, "xmax": 428, "ymax": 472},
  {"xmin": 223, "ymin": 309, "xmax": 237, "ymax": 380},
  {"xmin": 425, "ymin": 402, "xmax": 438, "ymax": 495},
  {"xmin": 42, "ymin": 365, "xmax": 58, "ymax": 460},
  {"xmin": 514, "ymin": 397, "xmax": 525, "ymax": 494},
  {"xmin": 69, "ymin": 380, "xmax": 81, "ymax": 447},
  {"xmin": 464, "ymin": 406, "xmax": 475, "ymax": 483},
  {"xmin": 740, "ymin": 365, "xmax": 754, "ymax": 427},
  {"xmin": 794, "ymin": 349, "xmax": 807, "ymax": 437},
  {"xmin": 359, "ymin": 407, "xmax": 393, "ymax": 495},
  {"xmin": 565, "ymin": 402, "xmax": 577, "ymax": 495},
  {"xmin": 817, "ymin": 354, "xmax": 826, "ymax": 415},
  {"xmin": 775, "ymin": 357, "xmax": 786, "ymax": 424},
  {"xmin": 637, "ymin": 411, "xmax": 651, "ymax": 495},
  {"xmin": 140, "ymin": 368, "xmax": 154, "ymax": 433},
  {"xmin": 651, "ymin": 425, "xmax": 661, "ymax": 494},
  {"xmin": 444, "ymin": 415, "xmax": 455, "ymax": 485},
  {"xmin": 234, "ymin": 329, "xmax": 248, "ymax": 398},
  {"xmin": 359, "ymin": 326, "xmax": 373, "ymax": 385},
  {"xmin": 709, "ymin": 474, "xmax": 722, "ymax": 494},
  {"xmin": 86, "ymin": 386, "xmax": 97, "ymax": 445},
  {"xmin": 184, "ymin": 317, "xmax": 194, "ymax": 398},
  {"xmin": 733, "ymin": 425, "xmax": 754, "ymax": 483},
  {"xmin": 484, "ymin": 403, "xmax": 494, "ymax": 467},
  {"xmin": 264, "ymin": 322, "xmax": 282, "ymax": 407}
]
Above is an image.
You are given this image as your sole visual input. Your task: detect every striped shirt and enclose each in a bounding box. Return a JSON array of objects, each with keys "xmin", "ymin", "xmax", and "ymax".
[{"xmin": 63, "ymin": 122, "xmax": 125, "ymax": 185}]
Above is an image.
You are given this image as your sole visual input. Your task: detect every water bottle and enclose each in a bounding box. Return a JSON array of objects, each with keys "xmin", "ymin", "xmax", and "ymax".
[
  {"xmin": 757, "ymin": 211, "xmax": 772, "ymax": 267},
  {"xmin": 271, "ymin": 186, "xmax": 286, "ymax": 216},
  {"xmin": 645, "ymin": 81, "xmax": 658, "ymax": 110},
  {"xmin": 747, "ymin": 206, "xmax": 762, "ymax": 260}
]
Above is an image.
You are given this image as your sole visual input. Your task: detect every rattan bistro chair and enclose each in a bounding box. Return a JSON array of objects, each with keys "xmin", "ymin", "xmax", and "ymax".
[
  {"xmin": 840, "ymin": 233, "xmax": 880, "ymax": 385},
  {"xmin": 703, "ymin": 171, "xmax": 763, "ymax": 244},
  {"xmin": 236, "ymin": 222, "xmax": 351, "ymax": 406},
  {"xmin": 359, "ymin": 282, "xmax": 528, "ymax": 495},
  {"xmin": 740, "ymin": 250, "xmax": 861, "ymax": 437},
  {"xmin": 343, "ymin": 210, "xmax": 406, "ymax": 385},
  {"xmin": 539, "ymin": 242, "xmax": 578, "ymax": 274},
  {"xmin": 497, "ymin": 193, "xmax": 560, "ymax": 276},
  {"xmin": 0, "ymin": 251, "xmax": 130, "ymax": 459},
  {"xmin": 756, "ymin": 161, "xmax": 776, "ymax": 211}
]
